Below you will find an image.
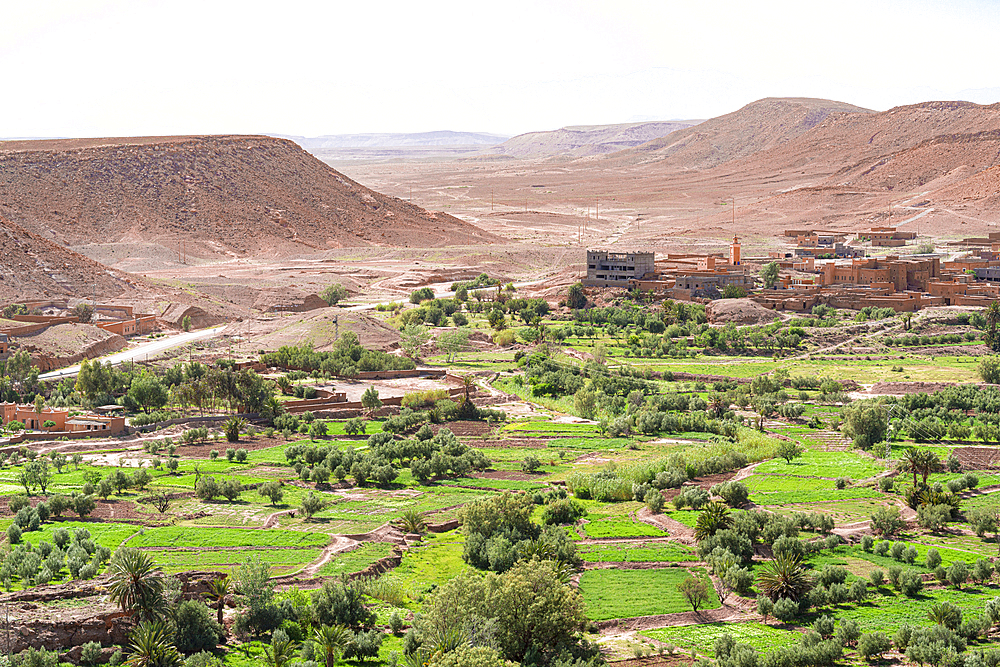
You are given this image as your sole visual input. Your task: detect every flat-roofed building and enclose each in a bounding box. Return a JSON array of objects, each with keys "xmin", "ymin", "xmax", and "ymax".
[{"xmin": 584, "ymin": 250, "xmax": 655, "ymax": 287}]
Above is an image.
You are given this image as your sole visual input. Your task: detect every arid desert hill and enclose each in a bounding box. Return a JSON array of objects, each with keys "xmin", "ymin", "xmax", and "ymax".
[
  {"xmin": 0, "ymin": 135, "xmax": 499, "ymax": 263},
  {"xmin": 490, "ymin": 120, "xmax": 702, "ymax": 158},
  {"xmin": 0, "ymin": 212, "xmax": 138, "ymax": 303},
  {"xmin": 615, "ymin": 97, "xmax": 875, "ymax": 170}
]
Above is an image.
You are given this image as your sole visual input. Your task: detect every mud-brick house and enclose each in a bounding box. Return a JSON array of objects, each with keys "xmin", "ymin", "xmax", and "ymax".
[{"xmin": 0, "ymin": 403, "xmax": 125, "ymax": 435}]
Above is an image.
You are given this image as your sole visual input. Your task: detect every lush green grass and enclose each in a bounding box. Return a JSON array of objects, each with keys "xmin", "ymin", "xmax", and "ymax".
[
  {"xmin": 580, "ymin": 568, "xmax": 719, "ymax": 620},
  {"xmin": 641, "ymin": 622, "xmax": 800, "ymax": 656},
  {"xmin": 805, "ymin": 584, "xmax": 999, "ymax": 634},
  {"xmin": 30, "ymin": 521, "xmax": 139, "ymax": 549},
  {"xmin": 751, "ymin": 488, "xmax": 883, "ymax": 505},
  {"xmin": 756, "ymin": 450, "xmax": 885, "ymax": 480},
  {"xmin": 578, "ymin": 542, "xmax": 696, "ymax": 563},
  {"xmin": 128, "ymin": 526, "xmax": 329, "ymax": 548},
  {"xmin": 393, "ymin": 530, "xmax": 469, "ymax": 602},
  {"xmin": 503, "ymin": 421, "xmax": 600, "ymax": 435},
  {"xmin": 742, "ymin": 475, "xmax": 835, "ymax": 492},
  {"xmin": 582, "ymin": 517, "xmax": 668, "ymax": 539},
  {"xmin": 318, "ymin": 542, "xmax": 396, "ymax": 577},
  {"xmin": 152, "ymin": 547, "xmax": 324, "ymax": 575}
]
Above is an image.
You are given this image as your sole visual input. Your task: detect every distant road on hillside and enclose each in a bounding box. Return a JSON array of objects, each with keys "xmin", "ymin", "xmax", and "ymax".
[{"xmin": 39, "ymin": 326, "xmax": 227, "ymax": 380}]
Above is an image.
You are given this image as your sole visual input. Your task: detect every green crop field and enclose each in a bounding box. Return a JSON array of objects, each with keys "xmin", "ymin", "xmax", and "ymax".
[
  {"xmin": 128, "ymin": 526, "xmax": 329, "ymax": 548},
  {"xmin": 578, "ymin": 542, "xmax": 696, "ymax": 562},
  {"xmin": 582, "ymin": 516, "xmax": 669, "ymax": 539},
  {"xmin": 580, "ymin": 568, "xmax": 719, "ymax": 620},
  {"xmin": 642, "ymin": 622, "xmax": 800, "ymax": 656},
  {"xmin": 10, "ymin": 285, "xmax": 1000, "ymax": 667}
]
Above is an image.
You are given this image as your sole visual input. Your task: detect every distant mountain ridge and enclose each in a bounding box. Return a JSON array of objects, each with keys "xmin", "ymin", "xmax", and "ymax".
[
  {"xmin": 615, "ymin": 97, "xmax": 875, "ymax": 169},
  {"xmin": 274, "ymin": 130, "xmax": 509, "ymax": 149},
  {"xmin": 491, "ymin": 120, "xmax": 703, "ymax": 158}
]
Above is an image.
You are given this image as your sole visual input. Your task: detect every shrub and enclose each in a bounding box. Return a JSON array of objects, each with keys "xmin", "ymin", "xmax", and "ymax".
[
  {"xmin": 645, "ymin": 489, "xmax": 665, "ymax": 514},
  {"xmin": 80, "ymin": 642, "xmax": 103, "ymax": 667},
  {"xmin": 900, "ymin": 570, "xmax": 923, "ymax": 597},
  {"xmin": 860, "ymin": 535, "xmax": 874, "ymax": 552},
  {"xmin": 887, "ymin": 565, "xmax": 902, "ymax": 589},
  {"xmin": 836, "ymin": 619, "xmax": 861, "ymax": 647},
  {"xmin": 868, "ymin": 569, "xmax": 885, "ymax": 588},
  {"xmin": 540, "ymin": 499, "xmax": 586, "ymax": 525},
  {"xmin": 174, "ymin": 600, "xmax": 224, "ymax": 652},
  {"xmin": 858, "ymin": 632, "xmax": 892, "ymax": 660},
  {"xmin": 871, "ymin": 507, "xmax": 904, "ymax": 537},
  {"xmin": 7, "ymin": 523, "xmax": 21, "ymax": 544},
  {"xmin": 925, "ymin": 549, "xmax": 942, "ymax": 570},
  {"xmin": 947, "ymin": 561, "xmax": 969, "ymax": 588},
  {"xmin": 773, "ymin": 597, "xmax": 799, "ymax": 623}
]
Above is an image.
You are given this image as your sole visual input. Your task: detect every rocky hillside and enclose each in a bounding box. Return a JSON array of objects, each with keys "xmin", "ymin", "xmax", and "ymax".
[
  {"xmin": 618, "ymin": 98, "xmax": 874, "ymax": 169},
  {"xmin": 0, "ymin": 135, "xmax": 498, "ymax": 261},
  {"xmin": 0, "ymin": 213, "xmax": 138, "ymax": 303},
  {"xmin": 492, "ymin": 121, "xmax": 701, "ymax": 158}
]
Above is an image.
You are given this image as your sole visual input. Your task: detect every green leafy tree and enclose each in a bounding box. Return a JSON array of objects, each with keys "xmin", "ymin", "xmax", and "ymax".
[
  {"xmin": 173, "ymin": 600, "xmax": 223, "ymax": 653},
  {"xmin": 232, "ymin": 555, "xmax": 281, "ymax": 638},
  {"xmin": 979, "ymin": 355, "xmax": 1000, "ymax": 384},
  {"xmin": 842, "ymin": 402, "xmax": 888, "ymax": 450},
  {"xmin": 258, "ymin": 480, "xmax": 284, "ymax": 506},
  {"xmin": 566, "ymin": 283, "xmax": 587, "ymax": 309},
  {"xmin": 181, "ymin": 315, "xmax": 192, "ymax": 332},
  {"xmin": 128, "ymin": 375, "xmax": 170, "ymax": 413},
  {"xmin": 777, "ymin": 440, "xmax": 804, "ymax": 463},
  {"xmin": 224, "ymin": 417, "xmax": 245, "ymax": 443},
  {"xmin": 262, "ymin": 632, "xmax": 297, "ymax": 667},
  {"xmin": 871, "ymin": 506, "xmax": 905, "ymax": 537},
  {"xmin": 694, "ymin": 502, "xmax": 731, "ymax": 540},
  {"xmin": 300, "ymin": 491, "xmax": 329, "ymax": 520},
  {"xmin": 985, "ymin": 302, "xmax": 1000, "ymax": 351},
  {"xmin": 320, "ymin": 284, "xmax": 348, "ymax": 306},
  {"xmin": 677, "ymin": 574, "xmax": 712, "ymax": 611},
  {"xmin": 437, "ymin": 328, "xmax": 470, "ymax": 362},
  {"xmin": 360, "ymin": 387, "xmax": 382, "ymax": 417},
  {"xmin": 760, "ymin": 262, "xmax": 780, "ymax": 289}
]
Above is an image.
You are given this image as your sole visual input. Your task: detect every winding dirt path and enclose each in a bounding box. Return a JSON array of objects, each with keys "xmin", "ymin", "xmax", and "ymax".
[{"xmin": 301, "ymin": 535, "xmax": 362, "ymax": 576}]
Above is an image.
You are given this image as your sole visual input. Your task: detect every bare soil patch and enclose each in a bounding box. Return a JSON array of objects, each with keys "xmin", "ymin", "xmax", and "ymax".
[{"xmin": 865, "ymin": 381, "xmax": 966, "ymax": 395}]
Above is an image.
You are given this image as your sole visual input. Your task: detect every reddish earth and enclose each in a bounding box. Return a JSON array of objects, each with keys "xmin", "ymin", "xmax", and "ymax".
[{"xmin": 0, "ymin": 135, "xmax": 498, "ymax": 262}]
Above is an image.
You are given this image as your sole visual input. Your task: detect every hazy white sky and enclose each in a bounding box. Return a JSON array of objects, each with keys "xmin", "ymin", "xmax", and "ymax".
[{"xmin": 3, "ymin": 0, "xmax": 999, "ymax": 138}]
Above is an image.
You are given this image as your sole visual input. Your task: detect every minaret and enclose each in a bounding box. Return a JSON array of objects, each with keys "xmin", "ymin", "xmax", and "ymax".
[{"xmin": 730, "ymin": 235, "xmax": 741, "ymax": 266}]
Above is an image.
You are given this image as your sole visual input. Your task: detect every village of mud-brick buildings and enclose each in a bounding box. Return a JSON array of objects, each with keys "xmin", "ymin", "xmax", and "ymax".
[{"xmin": 585, "ymin": 227, "xmax": 1000, "ymax": 313}]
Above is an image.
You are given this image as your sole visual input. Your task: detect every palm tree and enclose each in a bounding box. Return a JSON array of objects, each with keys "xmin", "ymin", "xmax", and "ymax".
[
  {"xmin": 125, "ymin": 621, "xmax": 182, "ymax": 667},
  {"xmin": 899, "ymin": 448, "xmax": 921, "ymax": 487},
  {"xmin": 313, "ymin": 624, "xmax": 351, "ymax": 667},
  {"xmin": 757, "ymin": 553, "xmax": 814, "ymax": 602},
  {"xmin": 262, "ymin": 633, "xmax": 298, "ymax": 667},
  {"xmin": 917, "ymin": 449, "xmax": 942, "ymax": 486},
  {"xmin": 987, "ymin": 301, "xmax": 1000, "ymax": 350},
  {"xmin": 927, "ymin": 601, "xmax": 963, "ymax": 630},
  {"xmin": 396, "ymin": 509, "xmax": 427, "ymax": 534},
  {"xmin": 694, "ymin": 501, "xmax": 731, "ymax": 541},
  {"xmin": 204, "ymin": 576, "xmax": 230, "ymax": 626},
  {"xmin": 709, "ymin": 394, "xmax": 727, "ymax": 419},
  {"xmin": 462, "ymin": 375, "xmax": 476, "ymax": 402},
  {"xmin": 107, "ymin": 548, "xmax": 166, "ymax": 622}
]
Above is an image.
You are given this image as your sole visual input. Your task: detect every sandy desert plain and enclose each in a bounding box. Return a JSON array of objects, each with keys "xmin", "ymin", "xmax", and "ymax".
[{"xmin": 2, "ymin": 97, "xmax": 1000, "ymax": 667}]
